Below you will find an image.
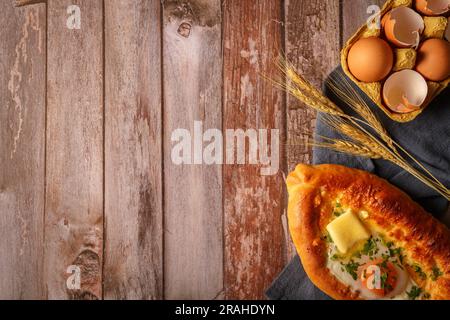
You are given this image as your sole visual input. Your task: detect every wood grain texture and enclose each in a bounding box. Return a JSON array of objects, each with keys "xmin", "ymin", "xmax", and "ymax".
[
  {"xmin": 45, "ymin": 0, "xmax": 103, "ymax": 299},
  {"xmin": 223, "ymin": 0, "xmax": 286, "ymax": 299},
  {"xmin": 284, "ymin": 0, "xmax": 341, "ymax": 259},
  {"xmin": 0, "ymin": 2, "xmax": 46, "ymax": 299},
  {"xmin": 104, "ymin": 0, "xmax": 163, "ymax": 299},
  {"xmin": 342, "ymin": 0, "xmax": 387, "ymax": 42},
  {"xmin": 162, "ymin": 0, "xmax": 223, "ymax": 299},
  {"xmin": 285, "ymin": 0, "xmax": 340, "ymax": 170}
]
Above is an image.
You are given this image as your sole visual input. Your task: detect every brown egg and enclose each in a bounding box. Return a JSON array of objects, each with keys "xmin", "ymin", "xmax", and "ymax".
[
  {"xmin": 415, "ymin": 0, "xmax": 450, "ymax": 16},
  {"xmin": 415, "ymin": 38, "xmax": 450, "ymax": 81},
  {"xmin": 347, "ymin": 37, "xmax": 394, "ymax": 83}
]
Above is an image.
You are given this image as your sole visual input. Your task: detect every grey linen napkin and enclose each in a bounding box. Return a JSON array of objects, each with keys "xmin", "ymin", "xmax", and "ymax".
[{"xmin": 266, "ymin": 67, "xmax": 450, "ymax": 300}]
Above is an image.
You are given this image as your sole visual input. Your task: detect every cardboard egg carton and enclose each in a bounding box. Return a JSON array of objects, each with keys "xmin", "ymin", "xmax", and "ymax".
[{"xmin": 341, "ymin": 0, "xmax": 450, "ymax": 122}]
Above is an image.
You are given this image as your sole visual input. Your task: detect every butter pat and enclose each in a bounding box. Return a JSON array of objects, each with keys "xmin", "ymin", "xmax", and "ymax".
[{"xmin": 326, "ymin": 210, "xmax": 370, "ymax": 254}]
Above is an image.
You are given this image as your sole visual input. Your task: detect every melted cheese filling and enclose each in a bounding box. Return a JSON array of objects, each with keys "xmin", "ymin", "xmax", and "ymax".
[
  {"xmin": 324, "ymin": 204, "xmax": 426, "ymax": 300},
  {"xmin": 326, "ymin": 236, "xmax": 419, "ymax": 300}
]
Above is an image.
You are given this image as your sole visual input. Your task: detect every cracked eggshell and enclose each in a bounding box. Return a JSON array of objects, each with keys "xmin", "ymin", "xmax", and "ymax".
[
  {"xmin": 383, "ymin": 70, "xmax": 428, "ymax": 113},
  {"xmin": 383, "ymin": 6, "xmax": 425, "ymax": 48},
  {"xmin": 415, "ymin": 0, "xmax": 450, "ymax": 16}
]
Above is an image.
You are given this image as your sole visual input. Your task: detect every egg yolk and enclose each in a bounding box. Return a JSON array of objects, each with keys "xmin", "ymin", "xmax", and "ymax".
[{"xmin": 360, "ymin": 259, "xmax": 398, "ymax": 297}]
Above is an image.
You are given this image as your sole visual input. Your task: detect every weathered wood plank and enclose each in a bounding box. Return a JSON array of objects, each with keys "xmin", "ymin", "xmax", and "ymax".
[
  {"xmin": 162, "ymin": 0, "xmax": 223, "ymax": 299},
  {"xmin": 45, "ymin": 0, "xmax": 103, "ymax": 299},
  {"xmin": 223, "ymin": 0, "xmax": 286, "ymax": 299},
  {"xmin": 104, "ymin": 0, "xmax": 163, "ymax": 299},
  {"xmin": 285, "ymin": 0, "xmax": 341, "ymax": 170},
  {"xmin": 342, "ymin": 0, "xmax": 387, "ymax": 43},
  {"xmin": 284, "ymin": 0, "xmax": 341, "ymax": 259},
  {"xmin": 0, "ymin": 2, "xmax": 46, "ymax": 299}
]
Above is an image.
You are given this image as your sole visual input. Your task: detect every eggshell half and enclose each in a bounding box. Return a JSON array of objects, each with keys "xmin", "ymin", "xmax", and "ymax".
[
  {"xmin": 383, "ymin": 7, "xmax": 424, "ymax": 48},
  {"xmin": 415, "ymin": 0, "xmax": 450, "ymax": 16},
  {"xmin": 383, "ymin": 70, "xmax": 428, "ymax": 113}
]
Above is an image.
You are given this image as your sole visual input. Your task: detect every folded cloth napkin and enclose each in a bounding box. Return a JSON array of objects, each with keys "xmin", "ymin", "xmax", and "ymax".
[{"xmin": 266, "ymin": 67, "xmax": 450, "ymax": 300}]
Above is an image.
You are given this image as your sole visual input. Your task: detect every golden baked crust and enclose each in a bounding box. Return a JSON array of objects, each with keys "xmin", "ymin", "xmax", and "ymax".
[{"xmin": 287, "ymin": 164, "xmax": 450, "ymax": 300}]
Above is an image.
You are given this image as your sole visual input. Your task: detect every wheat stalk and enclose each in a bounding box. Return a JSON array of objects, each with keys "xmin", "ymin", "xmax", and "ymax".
[
  {"xmin": 326, "ymin": 72, "xmax": 449, "ymax": 193},
  {"xmin": 327, "ymin": 73, "xmax": 395, "ymax": 150},
  {"xmin": 321, "ymin": 115, "xmax": 406, "ymax": 168},
  {"xmin": 312, "ymin": 135, "xmax": 450, "ymax": 198},
  {"xmin": 273, "ymin": 58, "xmax": 344, "ymax": 116},
  {"xmin": 15, "ymin": 0, "xmax": 45, "ymax": 7},
  {"xmin": 275, "ymin": 58, "xmax": 450, "ymax": 200},
  {"xmin": 311, "ymin": 140, "xmax": 382, "ymax": 159}
]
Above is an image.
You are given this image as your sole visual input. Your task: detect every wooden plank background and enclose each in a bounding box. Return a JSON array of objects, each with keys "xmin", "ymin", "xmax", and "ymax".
[
  {"xmin": 9, "ymin": 0, "xmax": 447, "ymax": 300},
  {"xmin": 0, "ymin": 2, "xmax": 45, "ymax": 299},
  {"xmin": 162, "ymin": 0, "xmax": 223, "ymax": 300},
  {"xmin": 103, "ymin": 0, "xmax": 163, "ymax": 300},
  {"xmin": 223, "ymin": 0, "xmax": 285, "ymax": 300},
  {"xmin": 45, "ymin": 0, "xmax": 104, "ymax": 300}
]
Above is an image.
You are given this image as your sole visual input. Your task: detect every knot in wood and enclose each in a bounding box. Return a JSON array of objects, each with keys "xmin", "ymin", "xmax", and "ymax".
[{"xmin": 177, "ymin": 22, "xmax": 192, "ymax": 38}]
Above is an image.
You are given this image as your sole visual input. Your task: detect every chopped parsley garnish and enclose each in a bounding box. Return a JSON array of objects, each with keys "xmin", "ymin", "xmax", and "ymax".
[
  {"xmin": 381, "ymin": 253, "xmax": 390, "ymax": 261},
  {"xmin": 378, "ymin": 259, "xmax": 388, "ymax": 269},
  {"xmin": 381, "ymin": 241, "xmax": 405, "ymax": 267},
  {"xmin": 393, "ymin": 260, "xmax": 404, "ymax": 270},
  {"xmin": 333, "ymin": 210, "xmax": 343, "ymax": 217},
  {"xmin": 361, "ymin": 237, "xmax": 379, "ymax": 257},
  {"xmin": 431, "ymin": 266, "xmax": 443, "ymax": 281},
  {"xmin": 385, "ymin": 241, "xmax": 394, "ymax": 248},
  {"xmin": 341, "ymin": 260, "xmax": 360, "ymax": 280},
  {"xmin": 332, "ymin": 202, "xmax": 344, "ymax": 216},
  {"xmin": 375, "ymin": 261, "xmax": 395, "ymax": 291},
  {"xmin": 412, "ymin": 264, "xmax": 427, "ymax": 280},
  {"xmin": 422, "ymin": 292, "xmax": 431, "ymax": 300},
  {"xmin": 406, "ymin": 286, "xmax": 422, "ymax": 300},
  {"xmin": 330, "ymin": 254, "xmax": 340, "ymax": 261},
  {"xmin": 388, "ymin": 246, "xmax": 404, "ymax": 264},
  {"xmin": 379, "ymin": 271, "xmax": 394, "ymax": 291},
  {"xmin": 380, "ymin": 272, "xmax": 388, "ymax": 289},
  {"xmin": 323, "ymin": 233, "xmax": 333, "ymax": 244}
]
